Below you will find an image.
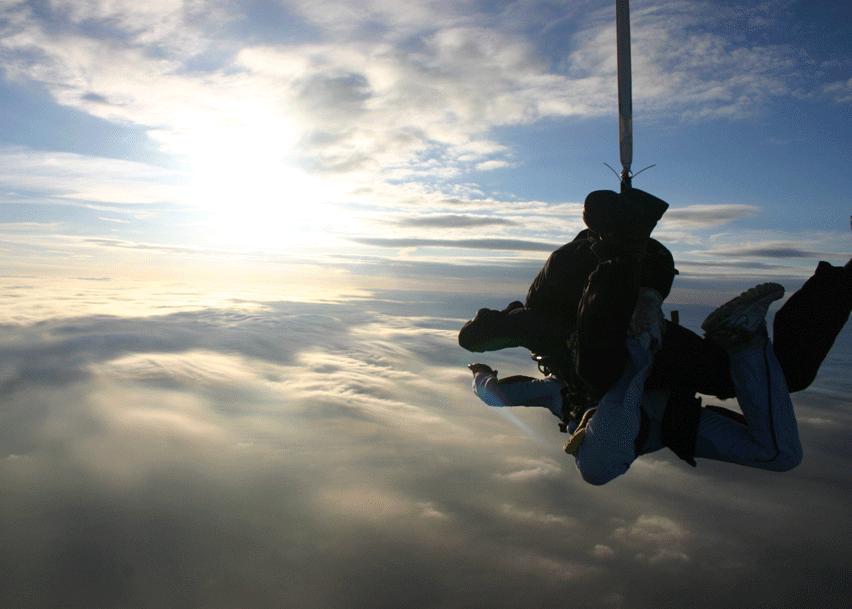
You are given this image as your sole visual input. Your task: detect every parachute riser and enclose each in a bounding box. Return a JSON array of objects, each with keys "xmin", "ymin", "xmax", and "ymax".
[
  {"xmin": 616, "ymin": 0, "xmax": 633, "ymax": 190},
  {"xmin": 620, "ymin": 169, "xmax": 632, "ymax": 192},
  {"xmin": 603, "ymin": 162, "xmax": 655, "ymax": 189},
  {"xmin": 606, "ymin": 2, "xmax": 656, "ymax": 190}
]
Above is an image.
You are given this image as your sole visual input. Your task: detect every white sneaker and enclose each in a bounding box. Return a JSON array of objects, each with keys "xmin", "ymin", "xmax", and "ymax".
[
  {"xmin": 701, "ymin": 283, "xmax": 784, "ymax": 347},
  {"xmin": 628, "ymin": 287, "xmax": 665, "ymax": 352}
]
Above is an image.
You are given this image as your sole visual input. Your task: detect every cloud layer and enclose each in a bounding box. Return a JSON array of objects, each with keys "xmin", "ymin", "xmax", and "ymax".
[{"xmin": 1, "ymin": 284, "xmax": 851, "ymax": 608}]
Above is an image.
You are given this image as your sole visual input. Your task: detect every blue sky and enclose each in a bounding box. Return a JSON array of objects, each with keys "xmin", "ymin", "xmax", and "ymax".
[{"xmin": 1, "ymin": 1, "xmax": 852, "ymax": 607}]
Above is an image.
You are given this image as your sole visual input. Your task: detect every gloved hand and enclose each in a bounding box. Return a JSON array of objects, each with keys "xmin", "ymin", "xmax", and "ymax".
[{"xmin": 467, "ymin": 363, "xmax": 496, "ymax": 376}]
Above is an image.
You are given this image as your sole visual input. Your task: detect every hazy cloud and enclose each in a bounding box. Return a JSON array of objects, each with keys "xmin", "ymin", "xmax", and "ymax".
[
  {"xmin": 661, "ymin": 204, "xmax": 760, "ymax": 228},
  {"xmin": 564, "ymin": 0, "xmax": 808, "ymax": 121},
  {"xmin": 392, "ymin": 214, "xmax": 520, "ymax": 229},
  {"xmin": 348, "ymin": 236, "xmax": 558, "ymax": 251},
  {"xmin": 1, "ymin": 284, "xmax": 851, "ymax": 607},
  {"xmin": 497, "ymin": 456, "xmax": 564, "ymax": 481},
  {"xmin": 821, "ymin": 77, "xmax": 852, "ymax": 104},
  {"xmin": 0, "ymin": 146, "xmax": 186, "ymax": 205},
  {"xmin": 707, "ymin": 244, "xmax": 824, "ymax": 259}
]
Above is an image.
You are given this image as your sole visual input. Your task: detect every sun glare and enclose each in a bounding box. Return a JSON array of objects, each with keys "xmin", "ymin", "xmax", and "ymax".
[{"xmin": 183, "ymin": 120, "xmax": 334, "ymax": 248}]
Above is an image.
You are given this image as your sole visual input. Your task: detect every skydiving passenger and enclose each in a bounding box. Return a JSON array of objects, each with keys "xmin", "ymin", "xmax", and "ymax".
[
  {"xmin": 459, "ymin": 189, "xmax": 852, "ymax": 430},
  {"xmin": 461, "ymin": 204, "xmax": 852, "ymax": 476},
  {"xmin": 468, "ymin": 282, "xmax": 802, "ymax": 484}
]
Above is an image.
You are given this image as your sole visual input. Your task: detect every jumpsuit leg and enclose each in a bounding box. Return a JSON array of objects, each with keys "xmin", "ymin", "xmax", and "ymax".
[
  {"xmin": 693, "ymin": 339, "xmax": 802, "ymax": 471},
  {"xmin": 772, "ymin": 261, "xmax": 852, "ymax": 392},
  {"xmin": 648, "ymin": 261, "xmax": 852, "ymax": 399}
]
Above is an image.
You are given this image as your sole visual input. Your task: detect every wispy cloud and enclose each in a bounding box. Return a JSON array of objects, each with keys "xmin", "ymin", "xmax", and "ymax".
[
  {"xmin": 707, "ymin": 244, "xmax": 823, "ymax": 258},
  {"xmin": 347, "ymin": 236, "xmax": 559, "ymax": 251},
  {"xmin": 391, "ymin": 214, "xmax": 520, "ymax": 229},
  {"xmin": 1, "ymin": 0, "xmax": 830, "ymax": 193},
  {"xmin": 0, "ymin": 147, "xmax": 185, "ymax": 205},
  {"xmin": 821, "ymin": 77, "xmax": 852, "ymax": 103},
  {"xmin": 661, "ymin": 204, "xmax": 760, "ymax": 228}
]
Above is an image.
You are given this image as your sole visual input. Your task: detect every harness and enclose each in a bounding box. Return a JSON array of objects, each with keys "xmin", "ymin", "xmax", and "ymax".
[
  {"xmin": 543, "ymin": 314, "xmax": 702, "ymax": 467},
  {"xmin": 530, "ymin": 333, "xmax": 600, "ymax": 433}
]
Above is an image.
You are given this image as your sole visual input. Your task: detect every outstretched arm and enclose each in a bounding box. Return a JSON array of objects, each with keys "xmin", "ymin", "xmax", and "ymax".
[{"xmin": 469, "ymin": 366, "xmax": 565, "ymax": 417}]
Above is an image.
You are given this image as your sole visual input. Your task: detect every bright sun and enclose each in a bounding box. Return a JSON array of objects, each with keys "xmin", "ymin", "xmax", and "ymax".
[
  {"xmin": 182, "ymin": 115, "xmax": 333, "ymax": 248},
  {"xmin": 197, "ymin": 160, "xmax": 327, "ymax": 246}
]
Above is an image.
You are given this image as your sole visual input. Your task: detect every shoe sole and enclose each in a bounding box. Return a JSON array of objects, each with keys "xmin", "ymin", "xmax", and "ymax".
[{"xmin": 701, "ymin": 282, "xmax": 785, "ymax": 335}]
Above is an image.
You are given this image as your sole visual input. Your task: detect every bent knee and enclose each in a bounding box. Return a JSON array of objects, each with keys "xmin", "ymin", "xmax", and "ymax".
[
  {"xmin": 577, "ymin": 463, "xmax": 622, "ymax": 486},
  {"xmin": 757, "ymin": 446, "xmax": 803, "ymax": 472},
  {"xmin": 773, "ymin": 448, "xmax": 803, "ymax": 472}
]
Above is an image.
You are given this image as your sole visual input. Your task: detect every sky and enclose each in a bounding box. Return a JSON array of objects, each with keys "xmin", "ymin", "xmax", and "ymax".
[{"xmin": 1, "ymin": 0, "xmax": 851, "ymax": 607}]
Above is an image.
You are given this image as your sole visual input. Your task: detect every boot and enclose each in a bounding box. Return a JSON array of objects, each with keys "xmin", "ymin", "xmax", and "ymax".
[{"xmin": 702, "ymin": 283, "xmax": 784, "ymax": 351}]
